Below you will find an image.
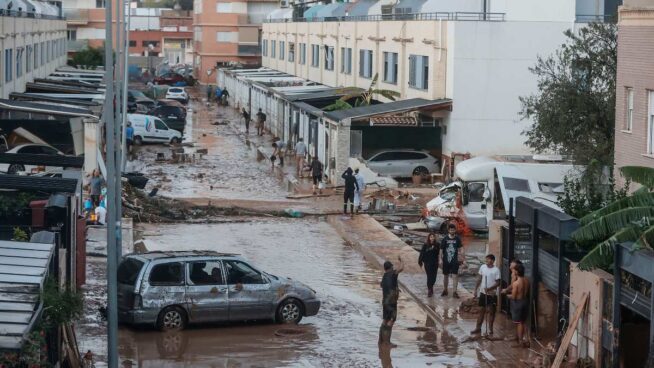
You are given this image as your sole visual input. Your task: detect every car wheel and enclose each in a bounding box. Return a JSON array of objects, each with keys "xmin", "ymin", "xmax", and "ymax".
[
  {"xmin": 157, "ymin": 306, "xmax": 187, "ymax": 331},
  {"xmin": 8, "ymin": 164, "xmax": 25, "ymax": 174},
  {"xmin": 134, "ymin": 136, "xmax": 143, "ymax": 145},
  {"xmin": 276, "ymin": 298, "xmax": 303, "ymax": 324},
  {"xmin": 439, "ymin": 222, "xmax": 448, "ymax": 235},
  {"xmin": 170, "ymin": 137, "xmax": 180, "ymax": 144},
  {"xmin": 413, "ymin": 166, "xmax": 430, "ymax": 177}
]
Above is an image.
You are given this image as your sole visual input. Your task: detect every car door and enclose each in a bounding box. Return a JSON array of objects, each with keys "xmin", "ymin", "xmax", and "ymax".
[
  {"xmin": 141, "ymin": 262, "xmax": 186, "ymax": 313},
  {"xmin": 462, "ymin": 181, "xmax": 488, "ymax": 230},
  {"xmin": 367, "ymin": 152, "xmax": 395, "ymax": 176},
  {"xmin": 153, "ymin": 118, "xmax": 171, "ymax": 141},
  {"xmin": 185, "ymin": 260, "xmax": 229, "ymax": 323},
  {"xmin": 224, "ymin": 260, "xmax": 274, "ymax": 321}
]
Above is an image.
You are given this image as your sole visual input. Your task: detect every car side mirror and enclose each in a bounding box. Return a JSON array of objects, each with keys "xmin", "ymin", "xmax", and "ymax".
[{"xmin": 483, "ymin": 188, "xmax": 491, "ymax": 202}]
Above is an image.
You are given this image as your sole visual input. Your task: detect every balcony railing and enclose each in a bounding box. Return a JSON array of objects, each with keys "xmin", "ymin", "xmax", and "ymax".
[
  {"xmin": 64, "ymin": 8, "xmax": 89, "ymax": 23},
  {"xmin": 68, "ymin": 39, "xmax": 89, "ymax": 52},
  {"xmin": 575, "ymin": 14, "xmax": 617, "ymax": 23},
  {"xmin": 264, "ymin": 11, "xmax": 505, "ymax": 23},
  {"xmin": 0, "ymin": 9, "xmax": 65, "ymax": 20},
  {"xmin": 238, "ymin": 44, "xmax": 261, "ymax": 56}
]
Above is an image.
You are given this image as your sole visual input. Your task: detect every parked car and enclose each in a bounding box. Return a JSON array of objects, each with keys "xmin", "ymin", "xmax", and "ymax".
[
  {"xmin": 156, "ymin": 99, "xmax": 187, "ymax": 117},
  {"xmin": 128, "ymin": 90, "xmax": 156, "ymax": 113},
  {"xmin": 365, "ymin": 150, "xmax": 440, "ymax": 178},
  {"xmin": 154, "ymin": 73, "xmax": 185, "ymax": 85},
  {"xmin": 127, "ymin": 114, "xmax": 182, "ymax": 145},
  {"xmin": 117, "ymin": 251, "xmax": 320, "ymax": 331},
  {"xmin": 147, "ymin": 105, "xmax": 186, "ymax": 133},
  {"xmin": 165, "ymin": 87, "xmax": 189, "ymax": 104},
  {"xmin": 0, "ymin": 143, "xmax": 64, "ymax": 174}
]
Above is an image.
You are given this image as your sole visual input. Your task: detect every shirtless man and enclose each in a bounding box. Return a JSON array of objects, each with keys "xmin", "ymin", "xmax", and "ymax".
[{"xmin": 502, "ymin": 263, "xmax": 530, "ymax": 347}]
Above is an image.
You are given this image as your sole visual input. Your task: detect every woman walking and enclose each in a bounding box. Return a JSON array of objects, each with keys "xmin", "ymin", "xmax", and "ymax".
[{"xmin": 418, "ymin": 233, "xmax": 440, "ymax": 297}]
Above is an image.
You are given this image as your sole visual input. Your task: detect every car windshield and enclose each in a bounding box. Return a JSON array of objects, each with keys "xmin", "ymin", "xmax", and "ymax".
[
  {"xmin": 131, "ymin": 90, "xmax": 147, "ymax": 98},
  {"xmin": 169, "ymin": 88, "xmax": 183, "ymax": 93}
]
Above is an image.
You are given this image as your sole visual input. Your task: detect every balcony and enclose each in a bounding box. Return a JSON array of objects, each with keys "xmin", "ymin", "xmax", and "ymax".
[
  {"xmin": 68, "ymin": 39, "xmax": 89, "ymax": 52},
  {"xmin": 238, "ymin": 44, "xmax": 261, "ymax": 56},
  {"xmin": 64, "ymin": 8, "xmax": 89, "ymax": 25},
  {"xmin": 264, "ymin": 11, "xmax": 505, "ymax": 23}
]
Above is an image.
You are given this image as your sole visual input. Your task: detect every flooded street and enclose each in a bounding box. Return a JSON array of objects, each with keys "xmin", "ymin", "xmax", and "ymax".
[{"xmin": 120, "ymin": 219, "xmax": 481, "ymax": 367}]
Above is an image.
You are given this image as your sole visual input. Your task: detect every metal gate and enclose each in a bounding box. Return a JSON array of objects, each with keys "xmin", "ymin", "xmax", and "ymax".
[{"xmin": 350, "ymin": 130, "xmax": 362, "ymax": 158}]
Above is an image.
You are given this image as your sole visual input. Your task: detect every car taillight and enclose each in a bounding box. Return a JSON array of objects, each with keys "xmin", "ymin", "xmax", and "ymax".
[{"xmin": 133, "ymin": 294, "xmax": 142, "ymax": 309}]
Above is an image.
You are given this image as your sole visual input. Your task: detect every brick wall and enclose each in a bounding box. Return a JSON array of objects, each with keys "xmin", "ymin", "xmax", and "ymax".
[{"xmin": 615, "ymin": 10, "xmax": 654, "ymax": 187}]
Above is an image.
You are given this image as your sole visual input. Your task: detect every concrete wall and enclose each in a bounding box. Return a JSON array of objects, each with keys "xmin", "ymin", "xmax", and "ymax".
[
  {"xmin": 614, "ymin": 7, "xmax": 654, "ymax": 188},
  {"xmin": 443, "ymin": 20, "xmax": 574, "ymax": 157},
  {"xmin": 0, "ymin": 15, "xmax": 67, "ymax": 99}
]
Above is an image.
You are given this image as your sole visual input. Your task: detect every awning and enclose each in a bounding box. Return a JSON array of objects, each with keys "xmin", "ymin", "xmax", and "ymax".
[
  {"xmin": 10, "ymin": 93, "xmax": 101, "ymax": 107},
  {"xmin": 0, "ymin": 99, "xmax": 97, "ymax": 119},
  {"xmin": 0, "ymin": 238, "xmax": 55, "ymax": 350},
  {"xmin": 324, "ymin": 98, "xmax": 452, "ymax": 122},
  {"xmin": 370, "ymin": 116, "xmax": 418, "ymax": 127},
  {"xmin": 0, "ymin": 175, "xmax": 80, "ymax": 193},
  {"xmin": 0, "ymin": 153, "xmax": 84, "ymax": 168}
]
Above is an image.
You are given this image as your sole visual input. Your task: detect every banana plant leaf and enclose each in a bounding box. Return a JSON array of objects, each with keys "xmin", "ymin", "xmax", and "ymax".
[
  {"xmin": 572, "ymin": 207, "xmax": 654, "ymax": 242},
  {"xmin": 577, "ymin": 226, "xmax": 641, "ymax": 271},
  {"xmin": 580, "ymin": 192, "xmax": 654, "ymax": 226},
  {"xmin": 621, "ymin": 166, "xmax": 654, "ymax": 189}
]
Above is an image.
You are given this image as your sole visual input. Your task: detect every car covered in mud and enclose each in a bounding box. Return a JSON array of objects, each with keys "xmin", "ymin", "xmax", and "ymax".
[{"xmin": 117, "ymin": 251, "xmax": 321, "ymax": 331}]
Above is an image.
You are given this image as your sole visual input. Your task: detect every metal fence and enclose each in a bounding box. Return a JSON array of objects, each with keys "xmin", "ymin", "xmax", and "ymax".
[
  {"xmin": 0, "ymin": 9, "xmax": 65, "ymax": 20},
  {"xmin": 575, "ymin": 14, "xmax": 617, "ymax": 23},
  {"xmin": 264, "ymin": 11, "xmax": 505, "ymax": 23}
]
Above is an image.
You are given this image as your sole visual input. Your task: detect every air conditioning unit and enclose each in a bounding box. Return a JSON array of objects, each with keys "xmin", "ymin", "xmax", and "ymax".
[{"xmin": 280, "ymin": 0, "xmax": 289, "ymax": 8}]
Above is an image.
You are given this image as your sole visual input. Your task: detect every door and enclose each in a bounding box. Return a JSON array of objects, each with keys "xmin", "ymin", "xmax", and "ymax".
[
  {"xmin": 462, "ymin": 181, "xmax": 488, "ymax": 230},
  {"xmin": 153, "ymin": 118, "xmax": 171, "ymax": 141},
  {"xmin": 367, "ymin": 152, "xmax": 397, "ymax": 176},
  {"xmin": 224, "ymin": 260, "xmax": 274, "ymax": 321},
  {"xmin": 142, "ymin": 262, "xmax": 186, "ymax": 312},
  {"xmin": 350, "ymin": 130, "xmax": 362, "ymax": 158},
  {"xmin": 185, "ymin": 260, "xmax": 229, "ymax": 323}
]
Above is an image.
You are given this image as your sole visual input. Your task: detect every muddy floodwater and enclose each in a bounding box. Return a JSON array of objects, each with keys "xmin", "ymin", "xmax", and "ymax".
[{"xmin": 118, "ymin": 219, "xmax": 483, "ymax": 367}]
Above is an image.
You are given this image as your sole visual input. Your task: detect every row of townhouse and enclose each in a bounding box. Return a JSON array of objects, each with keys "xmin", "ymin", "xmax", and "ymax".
[
  {"xmin": 0, "ymin": 6, "xmax": 68, "ymax": 99},
  {"xmin": 257, "ymin": 0, "xmax": 620, "ymax": 171}
]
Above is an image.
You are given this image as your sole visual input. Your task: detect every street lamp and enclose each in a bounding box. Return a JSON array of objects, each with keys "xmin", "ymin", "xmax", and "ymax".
[{"xmin": 148, "ymin": 43, "xmax": 154, "ymax": 75}]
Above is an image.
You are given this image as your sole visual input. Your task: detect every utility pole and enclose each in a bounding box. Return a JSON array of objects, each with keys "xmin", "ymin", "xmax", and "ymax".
[
  {"xmin": 103, "ymin": 0, "xmax": 118, "ymax": 365},
  {"xmin": 114, "ymin": 0, "xmax": 124, "ymax": 263},
  {"xmin": 121, "ymin": 0, "xmax": 131, "ymax": 171}
]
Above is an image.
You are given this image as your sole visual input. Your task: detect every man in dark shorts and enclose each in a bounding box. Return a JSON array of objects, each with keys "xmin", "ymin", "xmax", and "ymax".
[
  {"xmin": 502, "ymin": 262, "xmax": 530, "ymax": 347},
  {"xmin": 310, "ymin": 156, "xmax": 323, "ymax": 195},
  {"xmin": 242, "ymin": 108, "xmax": 251, "ymax": 134},
  {"xmin": 440, "ymin": 223, "xmax": 463, "ymax": 297},
  {"xmin": 341, "ymin": 167, "xmax": 359, "ymax": 216},
  {"xmin": 256, "ymin": 108, "xmax": 267, "ymax": 136},
  {"xmin": 472, "ymin": 254, "xmax": 501, "ymax": 336},
  {"xmin": 379, "ymin": 256, "xmax": 403, "ymax": 346}
]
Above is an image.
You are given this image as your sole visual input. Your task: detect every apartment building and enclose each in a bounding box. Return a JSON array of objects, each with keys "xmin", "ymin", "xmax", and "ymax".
[
  {"xmin": 192, "ymin": 0, "xmax": 278, "ymax": 84},
  {"xmin": 0, "ymin": 5, "xmax": 68, "ymax": 99},
  {"xmin": 261, "ymin": 0, "xmax": 619, "ymax": 161},
  {"xmin": 614, "ymin": 0, "xmax": 654, "ymax": 186}
]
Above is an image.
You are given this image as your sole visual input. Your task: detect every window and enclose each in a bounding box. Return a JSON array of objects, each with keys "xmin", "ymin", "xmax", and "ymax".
[
  {"xmin": 142, "ymin": 41, "xmax": 160, "ymax": 47},
  {"xmin": 324, "ymin": 46, "xmax": 334, "ymax": 71},
  {"xmin": 271, "ymin": 40, "xmax": 276, "ymax": 58},
  {"xmin": 311, "ymin": 44, "xmax": 319, "ymax": 67},
  {"xmin": 16, "ymin": 48, "xmax": 22, "ymax": 78},
  {"xmin": 299, "ymin": 43, "xmax": 306, "ymax": 65},
  {"xmin": 279, "ymin": 41, "xmax": 285, "ymax": 60},
  {"xmin": 5, "ymin": 49, "xmax": 13, "ymax": 82},
  {"xmin": 129, "ymin": 40, "xmax": 136, "ymax": 47},
  {"xmin": 67, "ymin": 29, "xmax": 76, "ymax": 41},
  {"xmin": 648, "ymin": 91, "xmax": 654, "ymax": 155},
  {"xmin": 359, "ymin": 49, "xmax": 373, "ymax": 78},
  {"xmin": 154, "ymin": 119, "xmax": 168, "ymax": 130},
  {"xmin": 262, "ymin": 39, "xmax": 267, "ymax": 56},
  {"xmin": 33, "ymin": 43, "xmax": 38, "ymax": 69},
  {"xmin": 95, "ymin": 0, "xmax": 105, "ymax": 7},
  {"xmin": 409, "ymin": 54, "xmax": 429, "ymax": 90},
  {"xmin": 216, "ymin": 32, "xmax": 236, "ymax": 43},
  {"xmin": 46, "ymin": 41, "xmax": 50, "ymax": 62},
  {"xmin": 26, "ymin": 46, "xmax": 31, "ymax": 73},
  {"xmin": 383, "ymin": 52, "xmax": 398, "ymax": 84},
  {"xmin": 224, "ymin": 261, "xmax": 265, "ymax": 284},
  {"xmin": 340, "ymin": 47, "xmax": 351, "ymax": 74},
  {"xmin": 503, "ymin": 177, "xmax": 530, "ymax": 192},
  {"xmin": 189, "ymin": 261, "xmax": 224, "ymax": 285},
  {"xmin": 40, "ymin": 42, "xmax": 44, "ymax": 66},
  {"xmin": 149, "ymin": 262, "xmax": 184, "ymax": 286},
  {"xmin": 117, "ymin": 258, "xmax": 144, "ymax": 286},
  {"xmin": 288, "ymin": 42, "xmax": 295, "ymax": 62},
  {"xmin": 370, "ymin": 152, "xmax": 398, "ymax": 162},
  {"xmin": 466, "ymin": 182, "xmax": 486, "ymax": 202},
  {"xmin": 625, "ymin": 88, "xmax": 634, "ymax": 131}
]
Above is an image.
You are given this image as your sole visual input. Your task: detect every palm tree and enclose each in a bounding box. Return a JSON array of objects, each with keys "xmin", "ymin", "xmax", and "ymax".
[
  {"xmin": 573, "ymin": 166, "xmax": 654, "ymax": 271},
  {"xmin": 323, "ymin": 73, "xmax": 401, "ymax": 111}
]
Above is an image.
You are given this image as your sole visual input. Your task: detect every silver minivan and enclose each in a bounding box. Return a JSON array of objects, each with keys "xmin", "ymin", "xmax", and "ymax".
[{"xmin": 117, "ymin": 251, "xmax": 321, "ymax": 331}]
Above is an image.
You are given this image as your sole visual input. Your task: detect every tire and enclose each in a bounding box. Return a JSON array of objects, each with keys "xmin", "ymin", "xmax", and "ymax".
[
  {"xmin": 134, "ymin": 136, "xmax": 143, "ymax": 145},
  {"xmin": 170, "ymin": 137, "xmax": 180, "ymax": 144},
  {"xmin": 439, "ymin": 223, "xmax": 448, "ymax": 235},
  {"xmin": 8, "ymin": 164, "xmax": 25, "ymax": 174},
  {"xmin": 157, "ymin": 306, "xmax": 187, "ymax": 331},
  {"xmin": 276, "ymin": 298, "xmax": 303, "ymax": 324},
  {"xmin": 413, "ymin": 166, "xmax": 430, "ymax": 177}
]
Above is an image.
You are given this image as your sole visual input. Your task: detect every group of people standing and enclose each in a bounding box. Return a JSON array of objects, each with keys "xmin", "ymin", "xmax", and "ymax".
[
  {"xmin": 341, "ymin": 167, "xmax": 366, "ymax": 216},
  {"xmin": 241, "ymin": 108, "xmax": 267, "ymax": 136},
  {"xmin": 380, "ymin": 225, "xmax": 531, "ymax": 348}
]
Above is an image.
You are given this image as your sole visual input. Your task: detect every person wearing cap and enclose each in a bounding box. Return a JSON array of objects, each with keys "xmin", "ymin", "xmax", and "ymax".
[{"xmin": 379, "ymin": 255, "xmax": 404, "ymax": 346}]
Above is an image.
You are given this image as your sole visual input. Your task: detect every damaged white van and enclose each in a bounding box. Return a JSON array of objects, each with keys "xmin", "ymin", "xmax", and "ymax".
[{"xmin": 426, "ymin": 155, "xmax": 579, "ymax": 232}]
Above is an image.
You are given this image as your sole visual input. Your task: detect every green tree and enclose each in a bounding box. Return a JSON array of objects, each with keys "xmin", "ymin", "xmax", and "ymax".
[
  {"xmin": 573, "ymin": 166, "xmax": 654, "ymax": 271},
  {"xmin": 69, "ymin": 47, "xmax": 105, "ymax": 69},
  {"xmin": 519, "ymin": 22, "xmax": 617, "ymax": 167},
  {"xmin": 323, "ymin": 73, "xmax": 401, "ymax": 111}
]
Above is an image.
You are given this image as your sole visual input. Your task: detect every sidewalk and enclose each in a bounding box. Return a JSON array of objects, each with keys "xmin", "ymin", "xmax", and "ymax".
[{"xmin": 329, "ymin": 214, "xmax": 541, "ymax": 367}]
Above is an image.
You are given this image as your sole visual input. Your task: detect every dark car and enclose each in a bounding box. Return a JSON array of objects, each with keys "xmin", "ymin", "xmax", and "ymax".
[
  {"xmin": 156, "ymin": 99, "xmax": 187, "ymax": 118},
  {"xmin": 148, "ymin": 105, "xmax": 186, "ymax": 133},
  {"xmin": 153, "ymin": 73, "xmax": 185, "ymax": 85},
  {"xmin": 128, "ymin": 90, "xmax": 156, "ymax": 113}
]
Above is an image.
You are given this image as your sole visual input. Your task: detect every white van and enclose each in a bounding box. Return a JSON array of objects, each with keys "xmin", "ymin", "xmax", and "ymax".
[
  {"xmin": 128, "ymin": 114, "xmax": 181, "ymax": 145},
  {"xmin": 426, "ymin": 156, "xmax": 579, "ymax": 232}
]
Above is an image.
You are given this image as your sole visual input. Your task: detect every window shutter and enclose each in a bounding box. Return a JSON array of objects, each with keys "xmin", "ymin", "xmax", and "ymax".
[
  {"xmin": 409, "ymin": 55, "xmax": 416, "ymax": 87},
  {"xmin": 422, "ymin": 56, "xmax": 429, "ymax": 90},
  {"xmin": 359, "ymin": 49, "xmax": 364, "ymax": 76}
]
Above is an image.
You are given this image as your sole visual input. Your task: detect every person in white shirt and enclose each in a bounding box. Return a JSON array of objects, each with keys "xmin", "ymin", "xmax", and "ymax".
[
  {"xmin": 94, "ymin": 204, "xmax": 107, "ymax": 226},
  {"xmin": 353, "ymin": 168, "xmax": 366, "ymax": 212},
  {"xmin": 294, "ymin": 138, "xmax": 307, "ymax": 178},
  {"xmin": 472, "ymin": 254, "xmax": 501, "ymax": 336}
]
